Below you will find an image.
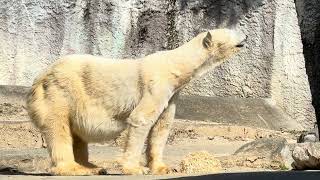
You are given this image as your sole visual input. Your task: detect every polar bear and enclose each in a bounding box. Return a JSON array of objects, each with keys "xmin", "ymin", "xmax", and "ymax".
[{"xmin": 26, "ymin": 29, "xmax": 247, "ymax": 176}]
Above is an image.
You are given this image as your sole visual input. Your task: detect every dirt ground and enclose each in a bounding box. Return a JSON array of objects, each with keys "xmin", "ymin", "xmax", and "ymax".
[
  {"xmin": 0, "ymin": 103, "xmax": 303, "ymax": 176},
  {"xmin": 0, "ymin": 121, "xmax": 301, "ymax": 176}
]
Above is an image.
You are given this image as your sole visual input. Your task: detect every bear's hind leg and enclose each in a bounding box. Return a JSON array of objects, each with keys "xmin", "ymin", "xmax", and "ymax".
[
  {"xmin": 73, "ymin": 134, "xmax": 104, "ymax": 168},
  {"xmin": 43, "ymin": 112, "xmax": 101, "ymax": 176}
]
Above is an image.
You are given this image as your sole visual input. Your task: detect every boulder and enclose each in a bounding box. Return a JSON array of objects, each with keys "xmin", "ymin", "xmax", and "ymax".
[
  {"xmin": 223, "ymin": 137, "xmax": 294, "ymax": 170},
  {"xmin": 292, "ymin": 142, "xmax": 320, "ymax": 169}
]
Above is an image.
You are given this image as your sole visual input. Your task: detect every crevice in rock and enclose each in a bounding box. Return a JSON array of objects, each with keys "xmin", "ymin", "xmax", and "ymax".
[{"xmin": 295, "ymin": 0, "xmax": 320, "ymax": 136}]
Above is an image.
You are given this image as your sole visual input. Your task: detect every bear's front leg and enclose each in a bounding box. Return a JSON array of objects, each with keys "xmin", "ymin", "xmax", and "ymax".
[
  {"xmin": 121, "ymin": 123, "xmax": 152, "ymax": 175},
  {"xmin": 147, "ymin": 102, "xmax": 176, "ymax": 175},
  {"xmin": 121, "ymin": 92, "xmax": 171, "ymax": 175}
]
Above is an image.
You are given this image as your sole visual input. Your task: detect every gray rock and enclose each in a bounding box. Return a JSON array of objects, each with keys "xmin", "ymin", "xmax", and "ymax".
[
  {"xmin": 234, "ymin": 137, "xmax": 294, "ymax": 170},
  {"xmin": 292, "ymin": 142, "xmax": 320, "ymax": 170},
  {"xmin": 297, "ymin": 124, "xmax": 319, "ymax": 143},
  {"xmin": 235, "ymin": 137, "xmax": 287, "ymax": 156}
]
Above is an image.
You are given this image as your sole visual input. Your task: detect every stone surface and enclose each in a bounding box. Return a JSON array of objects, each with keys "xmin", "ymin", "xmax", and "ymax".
[
  {"xmin": 295, "ymin": 0, "xmax": 320, "ymax": 133},
  {"xmin": 234, "ymin": 137, "xmax": 287, "ymax": 156},
  {"xmin": 292, "ymin": 142, "xmax": 320, "ymax": 170},
  {"xmin": 176, "ymin": 95, "xmax": 302, "ymax": 131},
  {"xmin": 0, "ymin": 0, "xmax": 315, "ymax": 129},
  {"xmin": 0, "ymin": 85, "xmax": 29, "ymax": 104},
  {"xmin": 228, "ymin": 137, "xmax": 294, "ymax": 170},
  {"xmin": 271, "ymin": 0, "xmax": 316, "ymax": 129},
  {"xmin": 297, "ymin": 124, "xmax": 319, "ymax": 143}
]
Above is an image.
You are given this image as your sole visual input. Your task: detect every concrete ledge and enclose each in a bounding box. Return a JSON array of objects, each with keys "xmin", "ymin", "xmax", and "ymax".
[
  {"xmin": 0, "ymin": 86, "xmax": 29, "ymax": 121},
  {"xmin": 0, "ymin": 86, "xmax": 303, "ymax": 131},
  {"xmin": 176, "ymin": 96, "xmax": 302, "ymax": 131},
  {"xmin": 0, "ymin": 85, "xmax": 29, "ymax": 104}
]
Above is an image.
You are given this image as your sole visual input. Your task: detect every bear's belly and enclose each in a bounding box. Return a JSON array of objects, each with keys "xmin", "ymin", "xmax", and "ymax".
[{"xmin": 72, "ymin": 116, "xmax": 128, "ymax": 143}]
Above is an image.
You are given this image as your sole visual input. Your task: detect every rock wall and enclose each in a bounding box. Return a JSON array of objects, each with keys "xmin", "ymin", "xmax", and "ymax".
[
  {"xmin": 271, "ymin": 0, "xmax": 315, "ymax": 129},
  {"xmin": 296, "ymin": 0, "xmax": 320, "ymax": 129},
  {"xmin": 0, "ymin": 0, "xmax": 316, "ymax": 129}
]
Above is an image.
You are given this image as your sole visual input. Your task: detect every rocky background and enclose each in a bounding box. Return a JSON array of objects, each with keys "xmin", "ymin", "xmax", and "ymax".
[
  {"xmin": 296, "ymin": 0, "xmax": 320, "ymax": 131},
  {"xmin": 0, "ymin": 0, "xmax": 318, "ymax": 130}
]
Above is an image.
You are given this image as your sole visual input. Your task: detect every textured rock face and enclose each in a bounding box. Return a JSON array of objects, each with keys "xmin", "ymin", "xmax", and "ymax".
[
  {"xmin": 271, "ymin": 0, "xmax": 316, "ymax": 130},
  {"xmin": 179, "ymin": 0, "xmax": 274, "ymax": 98},
  {"xmin": 296, "ymin": 0, "xmax": 320, "ymax": 129},
  {"xmin": 0, "ymin": 0, "xmax": 316, "ymax": 129}
]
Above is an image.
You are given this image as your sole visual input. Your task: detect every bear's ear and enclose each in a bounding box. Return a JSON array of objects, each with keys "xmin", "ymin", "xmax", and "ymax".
[{"xmin": 202, "ymin": 32, "xmax": 212, "ymax": 49}]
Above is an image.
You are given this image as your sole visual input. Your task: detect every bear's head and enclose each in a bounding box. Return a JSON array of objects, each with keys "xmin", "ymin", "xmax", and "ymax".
[{"xmin": 202, "ymin": 29, "xmax": 247, "ymax": 62}]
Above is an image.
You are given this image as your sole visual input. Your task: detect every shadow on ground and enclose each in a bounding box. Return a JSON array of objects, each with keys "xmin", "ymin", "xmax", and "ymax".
[
  {"xmin": 170, "ymin": 171, "xmax": 320, "ymax": 180},
  {"xmin": 0, "ymin": 166, "xmax": 50, "ymax": 176}
]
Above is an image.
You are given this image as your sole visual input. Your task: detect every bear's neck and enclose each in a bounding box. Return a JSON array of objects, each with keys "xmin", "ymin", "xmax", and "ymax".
[{"xmin": 167, "ymin": 36, "xmax": 219, "ymax": 88}]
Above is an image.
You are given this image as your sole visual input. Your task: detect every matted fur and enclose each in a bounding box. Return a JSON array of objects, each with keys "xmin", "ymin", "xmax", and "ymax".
[{"xmin": 26, "ymin": 29, "xmax": 246, "ymax": 175}]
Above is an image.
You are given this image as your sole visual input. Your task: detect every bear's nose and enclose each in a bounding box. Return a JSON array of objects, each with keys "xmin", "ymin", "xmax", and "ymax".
[{"xmin": 236, "ymin": 35, "xmax": 247, "ymax": 47}]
